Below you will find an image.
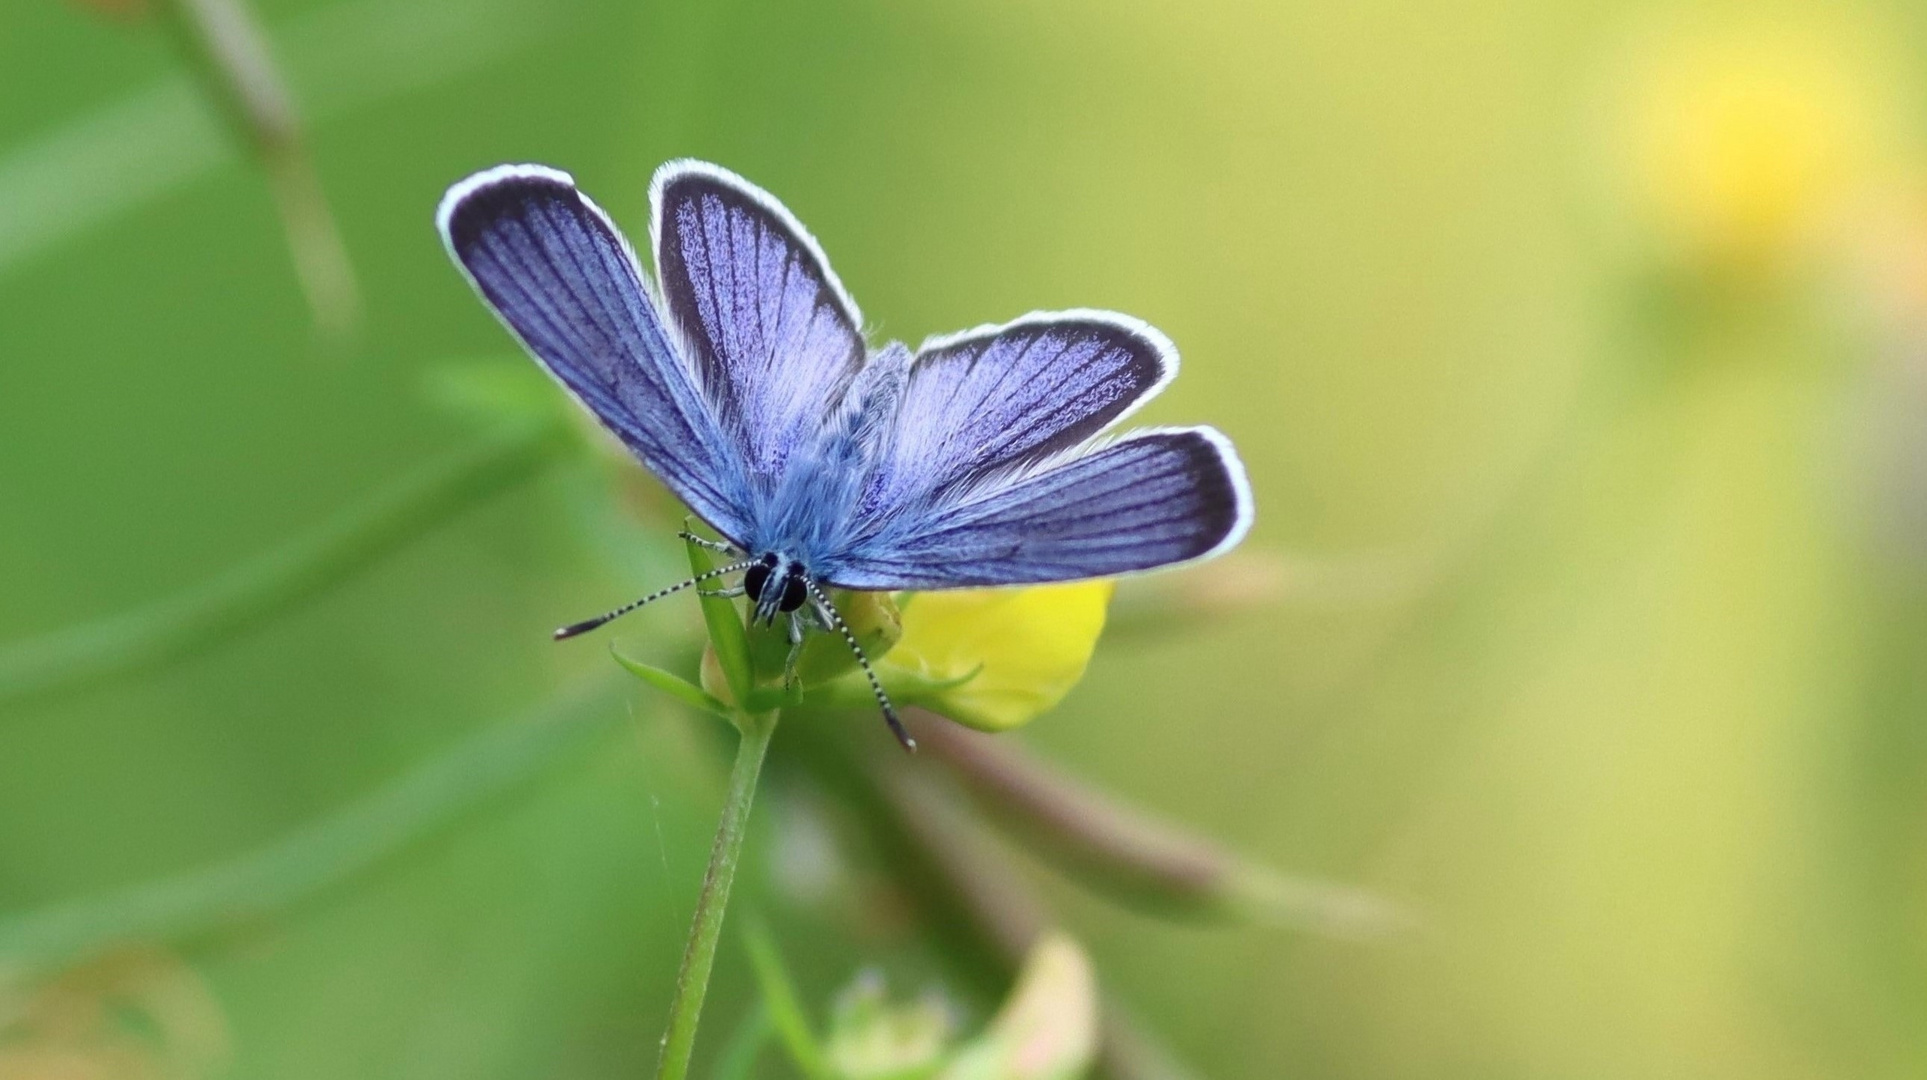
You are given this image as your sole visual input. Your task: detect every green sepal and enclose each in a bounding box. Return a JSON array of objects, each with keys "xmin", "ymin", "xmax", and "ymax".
[
  {"xmin": 744, "ymin": 615, "xmax": 797, "ymax": 686},
  {"xmin": 802, "ymin": 662, "xmax": 982, "ymax": 712},
  {"xmin": 687, "ymin": 524, "xmax": 753, "ymax": 706},
  {"xmin": 610, "ymin": 645, "xmax": 732, "ymax": 718}
]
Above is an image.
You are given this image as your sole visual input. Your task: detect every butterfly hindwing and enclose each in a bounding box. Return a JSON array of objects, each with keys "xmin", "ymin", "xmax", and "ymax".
[
  {"xmin": 650, "ymin": 161, "xmax": 866, "ymax": 481},
  {"xmin": 861, "ymin": 311, "xmax": 1176, "ymax": 514},
  {"xmin": 832, "ymin": 427, "xmax": 1252, "ymax": 589}
]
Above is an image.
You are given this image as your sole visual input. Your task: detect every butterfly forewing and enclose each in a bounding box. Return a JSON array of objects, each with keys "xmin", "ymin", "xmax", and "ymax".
[
  {"xmin": 438, "ymin": 165, "xmax": 755, "ymax": 542},
  {"xmin": 651, "ymin": 162, "xmax": 866, "ymax": 481}
]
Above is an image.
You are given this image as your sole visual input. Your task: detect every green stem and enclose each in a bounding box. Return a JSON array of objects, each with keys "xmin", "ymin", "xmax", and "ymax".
[
  {"xmin": 656, "ymin": 712, "xmax": 776, "ymax": 1080},
  {"xmin": 0, "ymin": 423, "xmax": 565, "ymax": 711}
]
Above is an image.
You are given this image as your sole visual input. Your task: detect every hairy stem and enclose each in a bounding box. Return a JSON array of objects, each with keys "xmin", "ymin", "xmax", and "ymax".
[
  {"xmin": 0, "ymin": 423, "xmax": 565, "ymax": 711},
  {"xmin": 656, "ymin": 712, "xmax": 775, "ymax": 1080}
]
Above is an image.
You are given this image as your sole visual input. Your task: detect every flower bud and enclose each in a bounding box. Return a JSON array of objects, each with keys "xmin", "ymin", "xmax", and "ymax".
[
  {"xmin": 792, "ymin": 589, "xmax": 902, "ymax": 687},
  {"xmin": 825, "ymin": 970, "xmax": 952, "ymax": 1080},
  {"xmin": 939, "ymin": 934, "xmax": 1096, "ymax": 1080}
]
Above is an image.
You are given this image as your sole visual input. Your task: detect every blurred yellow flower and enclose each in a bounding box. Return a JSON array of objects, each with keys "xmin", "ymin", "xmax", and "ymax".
[
  {"xmin": 883, "ymin": 581, "xmax": 1114, "ymax": 732},
  {"xmin": 1616, "ymin": 16, "xmax": 1902, "ymax": 275}
]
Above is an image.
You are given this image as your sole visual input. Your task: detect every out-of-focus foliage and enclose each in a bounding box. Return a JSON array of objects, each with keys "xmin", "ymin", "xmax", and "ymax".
[
  {"xmin": 0, "ymin": 948, "xmax": 228, "ymax": 1080},
  {"xmin": 748, "ymin": 929, "xmax": 1096, "ymax": 1080},
  {"xmin": 6, "ymin": 0, "xmax": 1927, "ymax": 1077}
]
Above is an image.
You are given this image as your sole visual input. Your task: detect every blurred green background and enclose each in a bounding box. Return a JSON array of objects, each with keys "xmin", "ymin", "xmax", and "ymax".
[{"xmin": 6, "ymin": 0, "xmax": 1927, "ymax": 1076}]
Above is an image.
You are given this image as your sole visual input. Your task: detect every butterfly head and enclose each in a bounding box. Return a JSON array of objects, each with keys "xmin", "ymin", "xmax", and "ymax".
[{"xmin": 744, "ymin": 551, "xmax": 809, "ymax": 625}]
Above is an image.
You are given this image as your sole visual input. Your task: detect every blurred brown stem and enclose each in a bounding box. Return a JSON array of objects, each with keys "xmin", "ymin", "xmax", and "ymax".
[
  {"xmin": 783, "ymin": 722, "xmax": 1200, "ymax": 1080},
  {"xmin": 868, "ymin": 758, "xmax": 1200, "ymax": 1080},
  {"xmin": 1104, "ymin": 548, "xmax": 1427, "ymax": 641},
  {"xmin": 908, "ymin": 711, "xmax": 1408, "ymax": 937},
  {"xmin": 156, "ymin": 0, "xmax": 361, "ymax": 336}
]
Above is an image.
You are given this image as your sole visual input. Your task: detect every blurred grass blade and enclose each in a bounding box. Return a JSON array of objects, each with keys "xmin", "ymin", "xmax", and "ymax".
[
  {"xmin": 741, "ymin": 916, "xmax": 831, "ymax": 1080},
  {"xmin": 908, "ymin": 713, "xmax": 1410, "ymax": 937},
  {"xmin": 711, "ymin": 1002, "xmax": 772, "ymax": 1080},
  {"xmin": 156, "ymin": 0, "xmax": 360, "ymax": 336},
  {"xmin": 0, "ymin": 673, "xmax": 629, "ymax": 983},
  {"xmin": 612, "ymin": 645, "xmax": 732, "ymax": 718},
  {"xmin": 0, "ymin": 0, "xmax": 540, "ymax": 276},
  {"xmin": 0, "ymin": 422, "xmax": 567, "ymax": 712}
]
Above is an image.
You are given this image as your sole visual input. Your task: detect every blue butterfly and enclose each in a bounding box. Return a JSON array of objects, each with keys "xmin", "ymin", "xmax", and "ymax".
[{"xmin": 437, "ymin": 160, "xmax": 1253, "ymax": 747}]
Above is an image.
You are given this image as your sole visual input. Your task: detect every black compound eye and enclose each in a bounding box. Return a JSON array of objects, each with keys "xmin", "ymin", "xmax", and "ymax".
[
  {"xmin": 743, "ymin": 563, "xmax": 770, "ymax": 602},
  {"xmin": 778, "ymin": 574, "xmax": 807, "ymax": 613}
]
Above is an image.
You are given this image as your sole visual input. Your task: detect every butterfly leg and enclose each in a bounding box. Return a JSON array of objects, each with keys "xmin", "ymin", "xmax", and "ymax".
[
  {"xmin": 782, "ymin": 611, "xmax": 808, "ymax": 691},
  {"xmin": 677, "ymin": 531, "xmax": 739, "ymax": 555},
  {"xmin": 698, "ymin": 585, "xmax": 746, "ymax": 599}
]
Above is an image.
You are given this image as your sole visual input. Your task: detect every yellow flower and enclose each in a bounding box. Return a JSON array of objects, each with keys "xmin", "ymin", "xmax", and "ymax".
[{"xmin": 882, "ymin": 581, "xmax": 1114, "ymax": 732}]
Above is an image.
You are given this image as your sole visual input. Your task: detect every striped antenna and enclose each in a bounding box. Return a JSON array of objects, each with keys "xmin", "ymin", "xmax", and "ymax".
[
  {"xmin": 553, "ymin": 560, "xmax": 756, "ymax": 640},
  {"xmin": 806, "ymin": 580, "xmax": 915, "ymax": 752}
]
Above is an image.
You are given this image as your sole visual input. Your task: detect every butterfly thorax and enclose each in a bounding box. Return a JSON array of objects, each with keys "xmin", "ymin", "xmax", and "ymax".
[
  {"xmin": 733, "ymin": 342, "xmax": 913, "ymax": 591},
  {"xmin": 738, "ymin": 448, "xmax": 870, "ymax": 593}
]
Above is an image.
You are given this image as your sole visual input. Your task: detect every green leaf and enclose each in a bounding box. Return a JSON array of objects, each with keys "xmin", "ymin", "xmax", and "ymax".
[
  {"xmin": 687, "ymin": 524, "xmax": 753, "ymax": 706},
  {"xmin": 610, "ymin": 646, "xmax": 732, "ymax": 717}
]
